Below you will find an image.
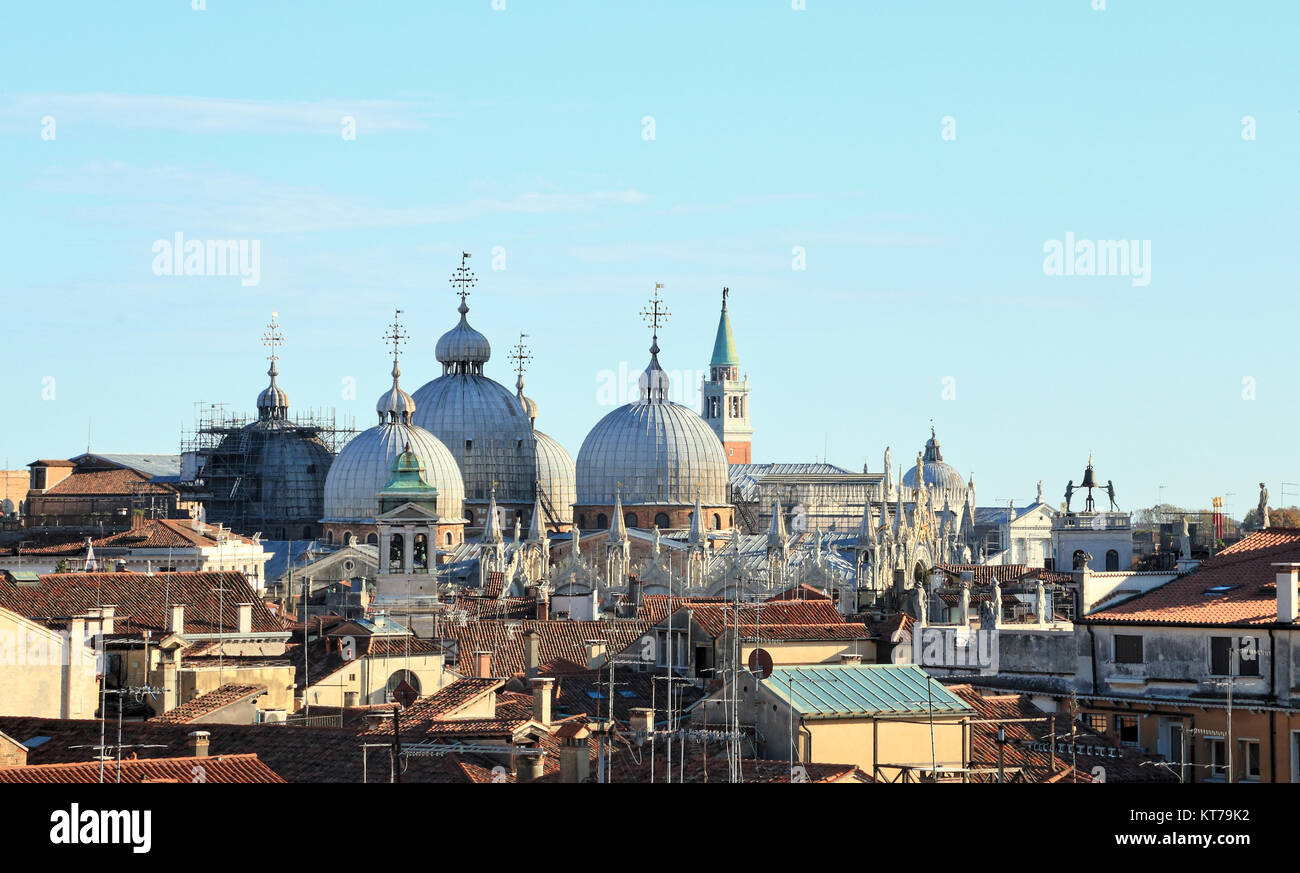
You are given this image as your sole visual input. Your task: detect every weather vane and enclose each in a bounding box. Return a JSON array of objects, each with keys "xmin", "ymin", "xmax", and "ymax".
[
  {"xmin": 449, "ymin": 251, "xmax": 476, "ymax": 305},
  {"xmin": 508, "ymin": 332, "xmax": 532, "ymax": 378},
  {"xmin": 261, "ymin": 311, "xmax": 284, "ymax": 363},
  {"xmin": 640, "ymin": 282, "xmax": 670, "ymax": 337},
  {"xmin": 383, "ymin": 309, "xmax": 408, "ymax": 362}
]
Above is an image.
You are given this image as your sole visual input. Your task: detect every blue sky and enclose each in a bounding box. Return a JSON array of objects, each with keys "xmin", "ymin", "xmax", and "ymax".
[{"xmin": 1, "ymin": 1, "xmax": 1296, "ymax": 519}]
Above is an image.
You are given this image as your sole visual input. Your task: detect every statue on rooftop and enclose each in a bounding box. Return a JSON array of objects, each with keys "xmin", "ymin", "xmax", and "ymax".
[
  {"xmin": 1106, "ymin": 480, "xmax": 1119, "ymax": 512},
  {"xmin": 1259, "ymin": 483, "xmax": 1271, "ymax": 529},
  {"xmin": 1064, "ymin": 480, "xmax": 1076, "ymax": 513}
]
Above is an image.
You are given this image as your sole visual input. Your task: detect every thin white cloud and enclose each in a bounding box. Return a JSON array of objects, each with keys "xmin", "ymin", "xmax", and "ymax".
[
  {"xmin": 1, "ymin": 92, "xmax": 441, "ymax": 134},
  {"xmin": 32, "ymin": 161, "xmax": 650, "ymax": 234}
]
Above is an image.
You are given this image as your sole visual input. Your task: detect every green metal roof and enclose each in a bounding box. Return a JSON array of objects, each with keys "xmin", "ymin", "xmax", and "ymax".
[
  {"xmin": 763, "ymin": 664, "xmax": 972, "ymax": 718},
  {"xmin": 710, "ymin": 304, "xmax": 739, "ymax": 367}
]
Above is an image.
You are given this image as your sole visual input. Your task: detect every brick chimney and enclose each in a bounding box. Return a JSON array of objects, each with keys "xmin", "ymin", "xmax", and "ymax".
[
  {"xmin": 473, "ymin": 650, "xmax": 493, "ymax": 678},
  {"xmin": 1274, "ymin": 563, "xmax": 1300, "ymax": 623},
  {"xmin": 236, "ymin": 602, "xmax": 252, "ymax": 634},
  {"xmin": 535, "ymin": 588, "xmax": 549, "ymax": 622},
  {"xmin": 529, "ymin": 676, "xmax": 554, "ymax": 726},
  {"xmin": 557, "ymin": 722, "xmax": 591, "ymax": 784},
  {"xmin": 169, "ymin": 604, "xmax": 185, "ymax": 634},
  {"xmin": 523, "ymin": 629, "xmax": 541, "ymax": 679},
  {"xmin": 187, "ymin": 730, "xmax": 210, "ymax": 758}
]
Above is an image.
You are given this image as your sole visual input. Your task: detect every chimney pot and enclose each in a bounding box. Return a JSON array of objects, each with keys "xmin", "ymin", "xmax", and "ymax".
[
  {"xmin": 839, "ymin": 653, "xmax": 862, "ymax": 665},
  {"xmin": 524, "ymin": 630, "xmax": 541, "ymax": 679},
  {"xmin": 473, "ymin": 650, "xmax": 493, "ymax": 678},
  {"xmin": 629, "ymin": 707, "xmax": 653, "ymax": 744},
  {"xmin": 236, "ymin": 602, "xmax": 253, "ymax": 634},
  {"xmin": 170, "ymin": 604, "xmax": 185, "ymax": 634},
  {"xmin": 187, "ymin": 730, "xmax": 210, "ymax": 758}
]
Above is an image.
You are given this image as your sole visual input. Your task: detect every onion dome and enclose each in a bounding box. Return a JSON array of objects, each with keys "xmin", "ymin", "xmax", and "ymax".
[
  {"xmin": 377, "ymin": 361, "xmax": 417, "ymax": 425},
  {"xmin": 256, "ymin": 361, "xmax": 290, "ymax": 420},
  {"xmin": 435, "ymin": 298, "xmax": 491, "ymax": 375}
]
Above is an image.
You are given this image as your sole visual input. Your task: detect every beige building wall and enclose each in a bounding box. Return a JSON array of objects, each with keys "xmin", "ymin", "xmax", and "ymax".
[
  {"xmin": 301, "ymin": 652, "xmax": 448, "ymax": 707},
  {"xmin": 0, "ymin": 610, "xmax": 98, "ymax": 719},
  {"xmin": 739, "ymin": 639, "xmax": 875, "ymax": 668}
]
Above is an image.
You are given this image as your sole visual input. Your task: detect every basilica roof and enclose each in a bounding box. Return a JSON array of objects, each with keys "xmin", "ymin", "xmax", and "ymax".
[{"xmin": 901, "ymin": 427, "xmax": 968, "ymax": 496}]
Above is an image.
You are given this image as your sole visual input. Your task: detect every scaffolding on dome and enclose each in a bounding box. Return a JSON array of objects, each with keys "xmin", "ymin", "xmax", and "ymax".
[{"xmin": 179, "ymin": 401, "xmax": 358, "ymax": 539}]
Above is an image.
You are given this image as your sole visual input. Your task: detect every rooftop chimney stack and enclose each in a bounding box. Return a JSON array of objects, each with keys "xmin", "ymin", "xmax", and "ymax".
[
  {"xmin": 585, "ymin": 639, "xmax": 607, "ymax": 670},
  {"xmin": 170, "ymin": 604, "xmax": 185, "ymax": 634},
  {"xmin": 524, "ymin": 629, "xmax": 541, "ymax": 679},
  {"xmin": 236, "ymin": 602, "xmax": 253, "ymax": 634},
  {"xmin": 529, "ymin": 676, "xmax": 554, "ymax": 726},
  {"xmin": 629, "ymin": 707, "xmax": 654, "ymax": 744},
  {"xmin": 557, "ymin": 722, "xmax": 591, "ymax": 784},
  {"xmin": 187, "ymin": 730, "xmax": 210, "ymax": 758},
  {"xmin": 473, "ymin": 650, "xmax": 493, "ymax": 678},
  {"xmin": 1274, "ymin": 563, "xmax": 1300, "ymax": 623}
]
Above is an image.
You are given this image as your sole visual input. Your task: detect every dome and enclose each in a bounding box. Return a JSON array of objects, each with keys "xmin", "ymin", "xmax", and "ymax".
[
  {"xmin": 377, "ymin": 362, "xmax": 417, "ymax": 424},
  {"xmin": 208, "ymin": 418, "xmax": 334, "ymax": 531},
  {"xmin": 535, "ymin": 429, "xmax": 576, "ymax": 516},
  {"xmin": 324, "ymin": 351, "xmax": 465, "ymax": 523},
  {"xmin": 901, "ymin": 428, "xmax": 968, "ymax": 500},
  {"xmin": 435, "ymin": 300, "xmax": 491, "ymax": 371},
  {"xmin": 256, "ymin": 363, "xmax": 290, "ymax": 419},
  {"xmin": 323, "ymin": 423, "xmax": 464, "ymax": 523}
]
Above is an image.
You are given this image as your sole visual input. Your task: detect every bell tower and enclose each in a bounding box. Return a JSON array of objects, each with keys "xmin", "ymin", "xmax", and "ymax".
[{"xmin": 700, "ymin": 287, "xmax": 753, "ymax": 464}]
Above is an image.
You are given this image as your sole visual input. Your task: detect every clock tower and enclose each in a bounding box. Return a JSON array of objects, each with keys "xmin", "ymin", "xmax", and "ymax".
[{"xmin": 700, "ymin": 288, "xmax": 753, "ymax": 464}]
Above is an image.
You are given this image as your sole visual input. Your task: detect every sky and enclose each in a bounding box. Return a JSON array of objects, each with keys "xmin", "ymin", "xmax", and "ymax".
[{"xmin": 0, "ymin": 1, "xmax": 1296, "ymax": 520}]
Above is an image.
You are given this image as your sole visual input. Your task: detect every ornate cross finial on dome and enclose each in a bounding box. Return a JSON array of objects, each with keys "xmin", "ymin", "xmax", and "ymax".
[
  {"xmin": 383, "ymin": 309, "xmax": 409, "ymax": 366},
  {"xmin": 640, "ymin": 283, "xmax": 670, "ymax": 348},
  {"xmin": 262, "ymin": 311, "xmax": 284, "ymax": 367},
  {"xmin": 449, "ymin": 251, "xmax": 476, "ymax": 313},
  {"xmin": 508, "ymin": 333, "xmax": 532, "ymax": 380}
]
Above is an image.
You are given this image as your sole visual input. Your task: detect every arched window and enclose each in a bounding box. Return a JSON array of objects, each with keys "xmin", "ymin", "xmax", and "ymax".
[
  {"xmin": 655, "ymin": 512, "xmax": 671, "ymax": 529},
  {"xmin": 596, "ymin": 513, "xmax": 608, "ymax": 529},
  {"xmin": 326, "ymin": 530, "xmax": 334, "ymax": 545},
  {"xmin": 1105, "ymin": 549, "xmax": 1120, "ymax": 571},
  {"xmin": 343, "ymin": 531, "xmax": 353, "ymax": 546},
  {"xmin": 302, "ymin": 526, "xmax": 313, "ymax": 540},
  {"xmin": 712, "ymin": 513, "xmax": 722, "ymax": 530},
  {"xmin": 414, "ymin": 533, "xmax": 429, "ymax": 572},
  {"xmin": 366, "ymin": 533, "xmax": 378, "ymax": 545},
  {"xmin": 625, "ymin": 512, "xmax": 637, "ymax": 529},
  {"xmin": 386, "ymin": 669, "xmax": 421, "ymax": 703},
  {"xmin": 578, "ymin": 514, "xmax": 587, "ymax": 530},
  {"xmin": 390, "ymin": 534, "xmax": 404, "ymax": 569},
  {"xmin": 444, "ymin": 531, "xmax": 453, "ymax": 546}
]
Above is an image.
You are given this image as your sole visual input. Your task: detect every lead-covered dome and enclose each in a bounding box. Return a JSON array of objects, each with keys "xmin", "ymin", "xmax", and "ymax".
[
  {"xmin": 324, "ymin": 360, "xmax": 464, "ymax": 523},
  {"xmin": 577, "ymin": 335, "xmax": 728, "ymax": 507},
  {"xmin": 412, "ymin": 296, "xmax": 535, "ymax": 504},
  {"xmin": 902, "ymin": 427, "xmax": 968, "ymax": 503}
]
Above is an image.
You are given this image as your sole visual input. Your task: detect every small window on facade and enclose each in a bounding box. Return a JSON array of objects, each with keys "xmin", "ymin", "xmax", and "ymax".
[
  {"xmin": 1114, "ymin": 634, "xmax": 1143, "ymax": 664},
  {"xmin": 1239, "ymin": 740, "xmax": 1261, "ymax": 780},
  {"xmin": 1105, "ymin": 549, "xmax": 1119, "ymax": 571},
  {"xmin": 1116, "ymin": 716, "xmax": 1139, "ymax": 748},
  {"xmin": 655, "ymin": 512, "xmax": 670, "ymax": 529}
]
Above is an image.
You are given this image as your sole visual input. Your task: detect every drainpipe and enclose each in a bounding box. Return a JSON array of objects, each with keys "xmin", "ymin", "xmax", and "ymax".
[
  {"xmin": 1269, "ymin": 627, "xmax": 1278, "ymax": 783},
  {"xmin": 1085, "ymin": 622, "xmax": 1099, "ymax": 694}
]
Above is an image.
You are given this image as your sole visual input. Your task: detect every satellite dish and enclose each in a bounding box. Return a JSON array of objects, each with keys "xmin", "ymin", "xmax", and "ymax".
[{"xmin": 747, "ymin": 647, "xmax": 774, "ymax": 678}]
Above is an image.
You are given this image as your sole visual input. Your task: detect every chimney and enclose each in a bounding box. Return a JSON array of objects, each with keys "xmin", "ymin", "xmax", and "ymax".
[
  {"xmin": 629, "ymin": 707, "xmax": 654, "ymax": 744},
  {"xmin": 170, "ymin": 604, "xmax": 185, "ymax": 634},
  {"xmin": 473, "ymin": 650, "xmax": 493, "ymax": 678},
  {"xmin": 522, "ymin": 746, "xmax": 546, "ymax": 782},
  {"xmin": 98, "ymin": 605, "xmax": 115, "ymax": 636},
  {"xmin": 524, "ymin": 629, "xmax": 541, "ymax": 679},
  {"xmin": 558, "ymin": 722, "xmax": 591, "ymax": 784},
  {"xmin": 585, "ymin": 639, "xmax": 607, "ymax": 670},
  {"xmin": 628, "ymin": 576, "xmax": 642, "ymax": 611},
  {"xmin": 839, "ymin": 653, "xmax": 863, "ymax": 665},
  {"xmin": 236, "ymin": 602, "xmax": 252, "ymax": 634},
  {"xmin": 1274, "ymin": 563, "xmax": 1300, "ymax": 623},
  {"xmin": 529, "ymin": 676, "xmax": 554, "ymax": 726},
  {"xmin": 187, "ymin": 730, "xmax": 210, "ymax": 758}
]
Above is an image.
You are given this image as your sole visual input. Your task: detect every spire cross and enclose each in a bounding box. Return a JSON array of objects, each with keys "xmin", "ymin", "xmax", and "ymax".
[
  {"xmin": 640, "ymin": 283, "xmax": 670, "ymax": 338},
  {"xmin": 508, "ymin": 332, "xmax": 532, "ymax": 379},
  {"xmin": 449, "ymin": 251, "xmax": 476, "ymax": 306},
  {"xmin": 722, "ymin": 286, "xmax": 729, "ymax": 308},
  {"xmin": 261, "ymin": 311, "xmax": 284, "ymax": 364},
  {"xmin": 383, "ymin": 309, "xmax": 409, "ymax": 364}
]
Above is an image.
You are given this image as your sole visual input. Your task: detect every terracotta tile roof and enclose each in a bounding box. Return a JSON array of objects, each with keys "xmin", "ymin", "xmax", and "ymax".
[
  {"xmin": 0, "ymin": 753, "xmax": 285, "ymax": 784},
  {"xmin": 0, "ymin": 716, "xmax": 455, "ymax": 783},
  {"xmin": 683, "ymin": 601, "xmax": 858, "ymax": 638},
  {"xmin": 451, "ymin": 594, "xmax": 537, "ymax": 621},
  {"xmin": 445, "ymin": 618, "xmax": 653, "ymax": 677},
  {"xmin": 0, "ymin": 570, "xmax": 281, "ymax": 636},
  {"xmin": 547, "ymin": 669, "xmax": 705, "ymax": 722},
  {"xmin": 934, "ymin": 564, "xmax": 1071, "ymax": 585},
  {"xmin": 151, "ymin": 684, "xmax": 265, "ymax": 724},
  {"xmin": 13, "ymin": 518, "xmax": 250, "ymax": 556},
  {"xmin": 31, "ymin": 459, "xmax": 76, "ymax": 467},
  {"xmin": 1086, "ymin": 528, "xmax": 1300, "ymax": 626},
  {"xmin": 364, "ymin": 686, "xmax": 537, "ymax": 740},
  {"xmin": 730, "ymin": 622, "xmax": 871, "ymax": 642},
  {"xmin": 41, "ymin": 468, "xmax": 174, "ymax": 496},
  {"xmin": 949, "ymin": 685, "xmax": 1176, "ymax": 783},
  {"xmin": 398, "ymin": 678, "xmax": 503, "ymax": 722},
  {"xmin": 765, "ymin": 584, "xmax": 832, "ymax": 601}
]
